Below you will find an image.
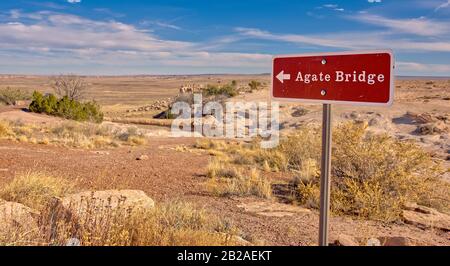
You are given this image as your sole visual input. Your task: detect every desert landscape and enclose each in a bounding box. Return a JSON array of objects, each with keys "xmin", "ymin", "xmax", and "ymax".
[{"xmin": 0, "ymin": 74, "xmax": 448, "ymax": 246}]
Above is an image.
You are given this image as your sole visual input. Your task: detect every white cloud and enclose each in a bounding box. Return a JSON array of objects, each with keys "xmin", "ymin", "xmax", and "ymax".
[
  {"xmin": 0, "ymin": 12, "xmax": 192, "ymax": 53},
  {"xmin": 368, "ymin": 0, "xmax": 382, "ymax": 3},
  {"xmin": 435, "ymin": 0, "xmax": 450, "ymax": 11},
  {"xmin": 320, "ymin": 4, "xmax": 345, "ymax": 12},
  {"xmin": 141, "ymin": 20, "xmax": 181, "ymax": 30},
  {"xmin": 67, "ymin": 0, "xmax": 82, "ymax": 4},
  {"xmin": 234, "ymin": 27, "xmax": 450, "ymax": 52},
  {"xmin": 397, "ymin": 61, "xmax": 450, "ymax": 74},
  {"xmin": 0, "ymin": 11, "xmax": 271, "ymax": 74},
  {"xmin": 349, "ymin": 14, "xmax": 450, "ymax": 36}
]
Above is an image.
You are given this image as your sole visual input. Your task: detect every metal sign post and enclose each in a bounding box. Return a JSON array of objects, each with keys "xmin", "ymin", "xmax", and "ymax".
[
  {"xmin": 271, "ymin": 50, "xmax": 394, "ymax": 247},
  {"xmin": 319, "ymin": 103, "xmax": 332, "ymax": 246}
]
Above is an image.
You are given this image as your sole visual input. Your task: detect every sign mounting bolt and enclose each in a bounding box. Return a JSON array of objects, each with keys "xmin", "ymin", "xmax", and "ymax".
[
  {"xmin": 321, "ymin": 90, "xmax": 327, "ymax": 96},
  {"xmin": 321, "ymin": 59, "xmax": 327, "ymax": 65}
]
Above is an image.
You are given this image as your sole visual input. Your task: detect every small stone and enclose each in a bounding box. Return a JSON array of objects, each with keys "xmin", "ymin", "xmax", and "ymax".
[
  {"xmin": 137, "ymin": 155, "xmax": 149, "ymax": 161},
  {"xmin": 66, "ymin": 238, "xmax": 81, "ymax": 246},
  {"xmin": 366, "ymin": 238, "xmax": 381, "ymax": 246}
]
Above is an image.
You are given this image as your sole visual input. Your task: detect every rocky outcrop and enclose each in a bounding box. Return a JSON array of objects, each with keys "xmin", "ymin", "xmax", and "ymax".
[
  {"xmin": 418, "ymin": 121, "xmax": 448, "ymax": 135},
  {"xmin": 402, "ymin": 203, "xmax": 450, "ymax": 231},
  {"xmin": 127, "ymin": 99, "xmax": 171, "ymax": 113},
  {"xmin": 405, "ymin": 112, "xmax": 449, "ymax": 135}
]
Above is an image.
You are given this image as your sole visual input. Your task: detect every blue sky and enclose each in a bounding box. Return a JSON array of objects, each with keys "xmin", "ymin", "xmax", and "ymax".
[{"xmin": 0, "ymin": 0, "xmax": 449, "ymax": 76}]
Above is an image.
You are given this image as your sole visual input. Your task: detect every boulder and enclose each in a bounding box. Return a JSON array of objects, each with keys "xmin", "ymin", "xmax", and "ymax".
[
  {"xmin": 402, "ymin": 203, "xmax": 450, "ymax": 231},
  {"xmin": 58, "ymin": 190, "xmax": 155, "ymax": 218},
  {"xmin": 41, "ymin": 190, "xmax": 155, "ymax": 242},
  {"xmin": 0, "ymin": 200, "xmax": 40, "ymax": 237}
]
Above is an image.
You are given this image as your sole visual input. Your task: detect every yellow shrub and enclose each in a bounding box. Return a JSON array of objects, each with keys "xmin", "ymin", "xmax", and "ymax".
[
  {"xmin": 128, "ymin": 135, "xmax": 147, "ymax": 146},
  {"xmin": 0, "ymin": 120, "xmax": 13, "ymax": 137},
  {"xmin": 296, "ymin": 122, "xmax": 448, "ymax": 221}
]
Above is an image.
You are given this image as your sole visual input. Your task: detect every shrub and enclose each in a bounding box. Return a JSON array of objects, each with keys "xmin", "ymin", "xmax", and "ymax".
[
  {"xmin": 204, "ymin": 83, "xmax": 238, "ymax": 97},
  {"xmin": 0, "ymin": 172, "xmax": 75, "ymax": 210},
  {"xmin": 278, "ymin": 126, "xmax": 321, "ymax": 172},
  {"xmin": 29, "ymin": 91, "xmax": 103, "ymax": 123},
  {"xmin": 248, "ymin": 80, "xmax": 262, "ymax": 92},
  {"xmin": 294, "ymin": 122, "xmax": 448, "ymax": 221},
  {"xmin": 0, "ymin": 87, "xmax": 30, "ymax": 105},
  {"xmin": 0, "ymin": 120, "xmax": 13, "ymax": 138}
]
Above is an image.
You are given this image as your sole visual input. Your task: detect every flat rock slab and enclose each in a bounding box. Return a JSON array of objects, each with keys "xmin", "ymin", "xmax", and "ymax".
[
  {"xmin": 402, "ymin": 203, "xmax": 450, "ymax": 231},
  {"xmin": 61, "ymin": 190, "xmax": 155, "ymax": 217},
  {"xmin": 237, "ymin": 201, "xmax": 311, "ymax": 217},
  {"xmin": 0, "ymin": 200, "xmax": 40, "ymax": 236}
]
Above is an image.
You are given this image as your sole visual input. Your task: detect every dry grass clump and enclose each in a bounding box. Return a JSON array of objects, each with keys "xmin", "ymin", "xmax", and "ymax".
[
  {"xmin": 50, "ymin": 122, "xmax": 117, "ymax": 148},
  {"xmin": 0, "ymin": 119, "xmax": 148, "ymax": 149},
  {"xmin": 195, "ymin": 138, "xmax": 286, "ymax": 172},
  {"xmin": 195, "ymin": 138, "xmax": 227, "ymax": 150},
  {"xmin": 277, "ymin": 126, "xmax": 321, "ymax": 172},
  {"xmin": 207, "ymin": 168, "xmax": 272, "ymax": 199},
  {"xmin": 197, "ymin": 140, "xmax": 278, "ymax": 199},
  {"xmin": 0, "ymin": 172, "xmax": 75, "ymax": 211},
  {"xmin": 41, "ymin": 200, "xmax": 239, "ymax": 246},
  {"xmin": 116, "ymin": 126, "xmax": 147, "ymax": 146},
  {"xmin": 207, "ymin": 159, "xmax": 241, "ymax": 179}
]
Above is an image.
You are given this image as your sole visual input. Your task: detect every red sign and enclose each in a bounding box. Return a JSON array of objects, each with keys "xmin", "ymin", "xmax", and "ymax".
[{"xmin": 272, "ymin": 50, "xmax": 394, "ymax": 106}]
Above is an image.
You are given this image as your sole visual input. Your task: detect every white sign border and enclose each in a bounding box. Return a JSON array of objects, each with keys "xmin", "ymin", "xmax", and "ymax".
[{"xmin": 271, "ymin": 49, "xmax": 395, "ymax": 106}]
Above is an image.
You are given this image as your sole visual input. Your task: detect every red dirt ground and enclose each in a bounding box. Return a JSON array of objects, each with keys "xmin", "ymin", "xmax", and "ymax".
[{"xmin": 1, "ymin": 138, "xmax": 448, "ymax": 246}]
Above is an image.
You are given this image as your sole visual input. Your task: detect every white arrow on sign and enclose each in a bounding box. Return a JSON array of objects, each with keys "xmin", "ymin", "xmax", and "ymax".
[{"xmin": 276, "ymin": 70, "xmax": 291, "ymax": 83}]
